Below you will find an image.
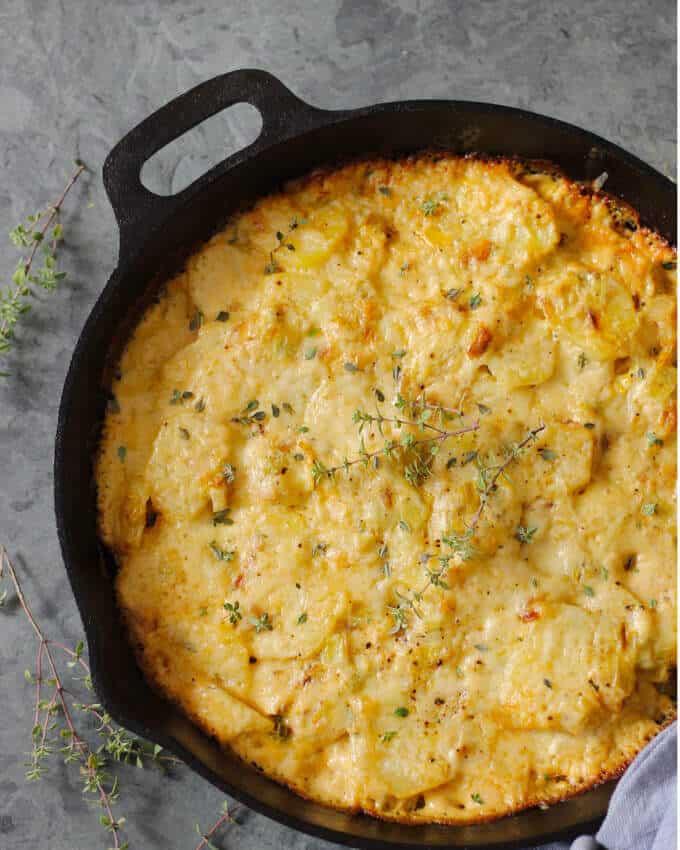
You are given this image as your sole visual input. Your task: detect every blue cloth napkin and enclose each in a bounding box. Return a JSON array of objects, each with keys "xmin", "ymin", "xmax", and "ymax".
[{"xmin": 542, "ymin": 723, "xmax": 676, "ymax": 850}]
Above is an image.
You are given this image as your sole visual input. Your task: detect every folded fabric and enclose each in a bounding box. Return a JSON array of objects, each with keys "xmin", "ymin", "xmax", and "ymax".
[{"xmin": 540, "ymin": 722, "xmax": 676, "ymax": 850}]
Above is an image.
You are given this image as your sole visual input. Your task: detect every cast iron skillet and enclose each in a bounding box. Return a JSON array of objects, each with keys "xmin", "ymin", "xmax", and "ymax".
[{"xmin": 54, "ymin": 68, "xmax": 676, "ymax": 850}]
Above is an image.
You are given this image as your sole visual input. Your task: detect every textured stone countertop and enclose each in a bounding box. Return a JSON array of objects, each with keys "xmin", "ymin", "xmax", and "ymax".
[{"xmin": 0, "ymin": 1, "xmax": 675, "ymax": 848}]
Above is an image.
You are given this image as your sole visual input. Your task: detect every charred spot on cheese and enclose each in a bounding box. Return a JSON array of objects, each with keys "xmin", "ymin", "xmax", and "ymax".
[
  {"xmin": 467, "ymin": 324, "xmax": 493, "ymax": 358},
  {"xmin": 96, "ymin": 154, "xmax": 676, "ymax": 826}
]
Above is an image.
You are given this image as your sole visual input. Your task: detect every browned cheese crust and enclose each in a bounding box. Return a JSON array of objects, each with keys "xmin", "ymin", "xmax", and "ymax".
[{"xmin": 97, "ymin": 154, "xmax": 676, "ymax": 824}]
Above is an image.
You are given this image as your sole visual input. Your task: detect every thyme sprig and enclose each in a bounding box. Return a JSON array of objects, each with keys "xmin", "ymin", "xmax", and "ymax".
[
  {"xmin": 465, "ymin": 424, "xmax": 545, "ymax": 533},
  {"xmin": 263, "ymin": 216, "xmax": 307, "ymax": 274},
  {"xmin": 1, "ymin": 546, "xmax": 177, "ymax": 849},
  {"xmin": 1, "ymin": 162, "xmax": 86, "ymax": 376},
  {"xmin": 194, "ymin": 802, "xmax": 242, "ymax": 850},
  {"xmin": 387, "ymin": 424, "xmax": 545, "ymax": 633},
  {"xmin": 352, "ymin": 407, "xmax": 464, "ymax": 439},
  {"xmin": 312, "ymin": 404, "xmax": 479, "ymax": 486}
]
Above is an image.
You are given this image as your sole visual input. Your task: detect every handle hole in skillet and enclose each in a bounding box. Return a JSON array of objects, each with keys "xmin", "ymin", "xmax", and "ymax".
[{"xmin": 140, "ymin": 102, "xmax": 262, "ymax": 196}]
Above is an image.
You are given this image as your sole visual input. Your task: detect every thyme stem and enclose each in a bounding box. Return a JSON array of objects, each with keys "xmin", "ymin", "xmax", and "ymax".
[
  {"xmin": 1, "ymin": 545, "xmax": 124, "ymax": 848},
  {"xmin": 195, "ymin": 803, "xmax": 242, "ymax": 850},
  {"xmin": 467, "ymin": 424, "xmax": 546, "ymax": 533},
  {"xmin": 360, "ymin": 410, "xmax": 463, "ymax": 438},
  {"xmin": 1, "ymin": 162, "xmax": 86, "ymax": 373},
  {"xmin": 18, "ymin": 163, "xmax": 85, "ymax": 289},
  {"xmin": 386, "ymin": 424, "xmax": 546, "ymax": 632},
  {"xmin": 313, "ymin": 418, "xmax": 479, "ymax": 483}
]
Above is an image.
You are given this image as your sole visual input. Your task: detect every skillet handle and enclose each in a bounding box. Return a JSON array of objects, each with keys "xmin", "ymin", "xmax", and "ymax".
[{"xmin": 103, "ymin": 69, "xmax": 325, "ymax": 255}]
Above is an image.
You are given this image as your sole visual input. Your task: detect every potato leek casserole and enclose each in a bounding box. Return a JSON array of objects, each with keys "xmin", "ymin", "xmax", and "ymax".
[{"xmin": 97, "ymin": 155, "xmax": 676, "ymax": 824}]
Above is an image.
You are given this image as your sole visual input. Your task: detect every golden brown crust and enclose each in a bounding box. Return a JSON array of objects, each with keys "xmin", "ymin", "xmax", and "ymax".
[
  {"xmin": 100, "ymin": 151, "xmax": 676, "ymax": 825},
  {"xmin": 124, "ymin": 609, "xmax": 676, "ymax": 826}
]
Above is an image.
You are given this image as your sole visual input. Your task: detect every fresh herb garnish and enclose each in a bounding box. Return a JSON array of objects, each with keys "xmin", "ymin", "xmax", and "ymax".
[
  {"xmin": 378, "ymin": 543, "xmax": 391, "ymax": 577},
  {"xmin": 231, "ymin": 400, "xmax": 266, "ymax": 426},
  {"xmin": 0, "ymin": 547, "xmax": 177, "ymax": 849},
  {"xmin": 1, "ymin": 162, "xmax": 86, "ymax": 377},
  {"xmin": 516, "ymin": 525, "xmax": 537, "ymax": 544},
  {"xmin": 223, "ymin": 600, "xmax": 242, "ymax": 625},
  {"xmin": 385, "ymin": 425, "xmax": 545, "ymax": 631},
  {"xmin": 264, "ymin": 253, "xmax": 281, "ymax": 274},
  {"xmin": 421, "ymin": 193, "xmax": 448, "ymax": 215},
  {"xmin": 271, "ymin": 714, "xmax": 291, "ymax": 740},
  {"xmin": 212, "ymin": 509, "xmax": 233, "ymax": 526},
  {"xmin": 250, "ymin": 613, "xmax": 273, "ymax": 633},
  {"xmin": 311, "ymin": 402, "xmax": 479, "ymax": 487},
  {"xmin": 221, "ymin": 463, "xmax": 236, "ymax": 483},
  {"xmin": 469, "ymin": 293, "xmax": 482, "ymax": 310},
  {"xmin": 387, "ymin": 604, "xmax": 409, "ymax": 634},
  {"xmin": 210, "ymin": 542, "xmax": 235, "ymax": 562},
  {"xmin": 170, "ymin": 389, "xmax": 194, "ymax": 405},
  {"xmin": 394, "ymin": 707, "xmax": 409, "ymax": 717}
]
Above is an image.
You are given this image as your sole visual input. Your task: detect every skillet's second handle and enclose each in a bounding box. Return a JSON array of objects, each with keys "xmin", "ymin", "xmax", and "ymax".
[{"xmin": 103, "ymin": 69, "xmax": 324, "ymax": 256}]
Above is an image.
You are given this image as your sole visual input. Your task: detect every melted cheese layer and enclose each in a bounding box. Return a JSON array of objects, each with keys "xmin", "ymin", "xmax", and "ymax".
[{"xmin": 97, "ymin": 155, "xmax": 676, "ymax": 824}]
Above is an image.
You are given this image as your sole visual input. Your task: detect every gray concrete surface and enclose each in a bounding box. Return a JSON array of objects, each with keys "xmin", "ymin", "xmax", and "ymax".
[{"xmin": 0, "ymin": 1, "xmax": 675, "ymax": 848}]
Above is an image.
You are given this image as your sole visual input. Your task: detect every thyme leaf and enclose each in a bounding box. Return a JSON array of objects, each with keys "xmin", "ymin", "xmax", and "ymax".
[
  {"xmin": 250, "ymin": 613, "xmax": 273, "ymax": 633},
  {"xmin": 516, "ymin": 525, "xmax": 537, "ymax": 544},
  {"xmin": 223, "ymin": 600, "xmax": 242, "ymax": 624}
]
